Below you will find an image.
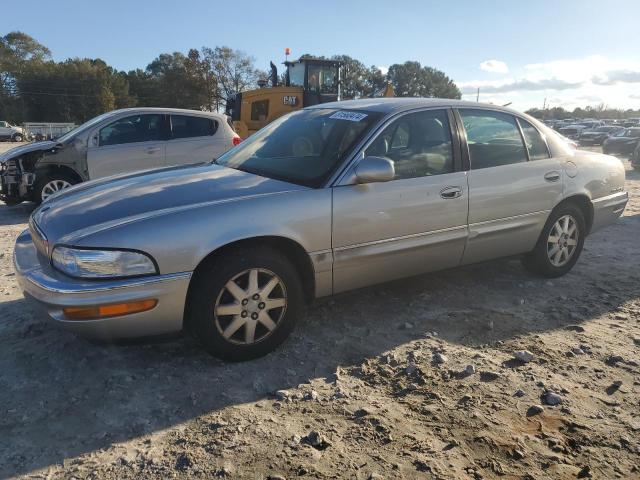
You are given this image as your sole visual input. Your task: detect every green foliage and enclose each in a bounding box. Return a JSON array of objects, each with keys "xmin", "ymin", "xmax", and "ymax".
[
  {"xmin": 387, "ymin": 61, "xmax": 461, "ymax": 99},
  {"xmin": 0, "ymin": 30, "xmax": 465, "ymax": 123}
]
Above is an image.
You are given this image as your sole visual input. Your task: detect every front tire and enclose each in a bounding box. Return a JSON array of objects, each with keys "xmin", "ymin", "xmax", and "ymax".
[
  {"xmin": 187, "ymin": 246, "xmax": 305, "ymax": 361},
  {"xmin": 34, "ymin": 172, "xmax": 76, "ymax": 204},
  {"xmin": 522, "ymin": 203, "xmax": 586, "ymax": 278},
  {"xmin": 12, "ymin": 133, "xmax": 24, "ymax": 142}
]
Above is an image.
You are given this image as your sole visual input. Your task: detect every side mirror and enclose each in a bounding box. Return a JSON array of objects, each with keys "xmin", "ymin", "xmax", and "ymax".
[{"xmin": 354, "ymin": 156, "xmax": 395, "ymax": 184}]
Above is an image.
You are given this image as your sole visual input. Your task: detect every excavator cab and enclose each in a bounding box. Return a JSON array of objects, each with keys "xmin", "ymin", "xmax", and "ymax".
[
  {"xmin": 226, "ymin": 57, "xmax": 342, "ymax": 139},
  {"xmin": 284, "ymin": 58, "xmax": 341, "ymax": 106}
]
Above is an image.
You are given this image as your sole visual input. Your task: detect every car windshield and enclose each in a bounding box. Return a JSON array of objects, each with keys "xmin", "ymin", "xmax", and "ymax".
[
  {"xmin": 216, "ymin": 108, "xmax": 382, "ymax": 187},
  {"xmin": 55, "ymin": 111, "xmax": 118, "ymax": 143}
]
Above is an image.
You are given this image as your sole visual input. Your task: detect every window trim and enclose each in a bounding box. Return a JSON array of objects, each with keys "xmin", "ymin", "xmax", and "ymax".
[
  {"xmin": 97, "ymin": 113, "xmax": 168, "ymax": 147},
  {"xmin": 168, "ymin": 114, "xmax": 218, "ymax": 140},
  {"xmin": 454, "ymin": 107, "xmax": 544, "ymax": 170},
  {"xmin": 333, "ymin": 107, "xmax": 463, "ymax": 186},
  {"xmin": 516, "ymin": 117, "xmax": 551, "ymax": 161}
]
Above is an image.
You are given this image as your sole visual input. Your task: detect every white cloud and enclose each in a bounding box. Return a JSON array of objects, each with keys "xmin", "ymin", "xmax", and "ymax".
[
  {"xmin": 480, "ymin": 59, "xmax": 509, "ymax": 74},
  {"xmin": 459, "ymin": 55, "xmax": 640, "ymax": 110}
]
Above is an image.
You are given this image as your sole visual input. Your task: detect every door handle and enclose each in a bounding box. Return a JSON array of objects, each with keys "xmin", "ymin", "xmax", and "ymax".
[
  {"xmin": 544, "ymin": 171, "xmax": 561, "ymax": 182},
  {"xmin": 440, "ymin": 186, "xmax": 463, "ymax": 199}
]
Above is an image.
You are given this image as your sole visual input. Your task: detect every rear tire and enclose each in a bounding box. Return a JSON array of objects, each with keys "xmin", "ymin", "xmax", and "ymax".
[
  {"xmin": 12, "ymin": 133, "xmax": 23, "ymax": 142},
  {"xmin": 522, "ymin": 203, "xmax": 586, "ymax": 278},
  {"xmin": 34, "ymin": 172, "xmax": 76, "ymax": 204},
  {"xmin": 187, "ymin": 246, "xmax": 305, "ymax": 361}
]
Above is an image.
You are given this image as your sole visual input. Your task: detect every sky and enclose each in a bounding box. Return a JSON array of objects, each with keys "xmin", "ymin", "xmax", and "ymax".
[{"xmin": 3, "ymin": 0, "xmax": 640, "ymax": 112}]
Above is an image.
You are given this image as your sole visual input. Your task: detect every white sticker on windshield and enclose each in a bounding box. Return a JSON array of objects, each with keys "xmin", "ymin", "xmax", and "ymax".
[{"xmin": 329, "ymin": 111, "xmax": 368, "ymax": 122}]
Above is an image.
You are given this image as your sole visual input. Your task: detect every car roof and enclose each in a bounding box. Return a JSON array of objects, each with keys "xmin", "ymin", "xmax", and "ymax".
[
  {"xmin": 307, "ymin": 97, "xmax": 525, "ymax": 117},
  {"xmin": 106, "ymin": 107, "xmax": 227, "ymax": 118}
]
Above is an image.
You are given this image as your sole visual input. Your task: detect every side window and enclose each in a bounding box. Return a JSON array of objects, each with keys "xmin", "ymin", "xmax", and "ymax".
[
  {"xmin": 459, "ymin": 109, "xmax": 527, "ymax": 169},
  {"xmin": 170, "ymin": 115, "xmax": 217, "ymax": 139},
  {"xmin": 99, "ymin": 114, "xmax": 163, "ymax": 147},
  {"xmin": 364, "ymin": 109, "xmax": 454, "ymax": 180},
  {"xmin": 0, "ymin": 122, "xmax": 7, "ymax": 128},
  {"xmin": 518, "ymin": 118, "xmax": 550, "ymax": 160},
  {"xmin": 251, "ymin": 100, "xmax": 269, "ymax": 121}
]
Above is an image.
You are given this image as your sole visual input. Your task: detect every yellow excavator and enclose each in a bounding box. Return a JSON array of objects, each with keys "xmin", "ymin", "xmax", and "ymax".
[{"xmin": 225, "ymin": 56, "xmax": 394, "ymax": 139}]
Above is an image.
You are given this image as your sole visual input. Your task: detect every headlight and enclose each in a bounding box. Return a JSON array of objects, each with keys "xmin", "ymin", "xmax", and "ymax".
[{"xmin": 51, "ymin": 246, "xmax": 158, "ymax": 279}]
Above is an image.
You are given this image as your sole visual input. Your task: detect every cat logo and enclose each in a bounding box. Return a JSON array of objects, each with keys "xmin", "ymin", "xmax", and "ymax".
[{"xmin": 283, "ymin": 96, "xmax": 297, "ymax": 106}]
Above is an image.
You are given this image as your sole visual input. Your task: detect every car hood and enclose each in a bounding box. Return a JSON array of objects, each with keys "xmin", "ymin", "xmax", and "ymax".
[
  {"xmin": 0, "ymin": 140, "xmax": 57, "ymax": 163},
  {"xmin": 31, "ymin": 163, "xmax": 308, "ymax": 245}
]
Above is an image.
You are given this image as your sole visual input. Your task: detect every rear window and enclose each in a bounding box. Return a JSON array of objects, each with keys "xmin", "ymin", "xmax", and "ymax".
[{"xmin": 170, "ymin": 115, "xmax": 217, "ymax": 139}]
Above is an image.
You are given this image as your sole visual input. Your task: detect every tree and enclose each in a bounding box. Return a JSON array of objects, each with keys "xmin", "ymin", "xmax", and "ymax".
[
  {"xmin": 387, "ymin": 61, "xmax": 460, "ymax": 99},
  {"xmin": 0, "ymin": 31, "xmax": 51, "ymax": 122},
  {"xmin": 202, "ymin": 46, "xmax": 263, "ymax": 108}
]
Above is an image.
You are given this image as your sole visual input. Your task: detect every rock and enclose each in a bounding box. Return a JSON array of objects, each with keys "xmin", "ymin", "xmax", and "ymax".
[
  {"xmin": 527, "ymin": 405, "xmax": 544, "ymax": 416},
  {"xmin": 571, "ymin": 347, "xmax": 585, "ymax": 355},
  {"xmin": 463, "ymin": 364, "xmax": 476, "ymax": 376},
  {"xmin": 605, "ymin": 355, "xmax": 624, "ymax": 366},
  {"xmin": 614, "ymin": 313, "xmax": 628, "ymax": 320},
  {"xmin": 303, "ymin": 431, "xmax": 330, "ymax": 450},
  {"xmin": 268, "ymin": 475, "xmax": 286, "ymax": 480},
  {"xmin": 275, "ymin": 390, "xmax": 290, "ymax": 401},
  {"xmin": 514, "ymin": 350, "xmax": 535, "ymax": 363},
  {"xmin": 432, "ymin": 353, "xmax": 448, "ymax": 364},
  {"xmin": 632, "ymin": 337, "xmax": 640, "ymax": 346},
  {"xmin": 543, "ymin": 392, "xmax": 563, "ymax": 406},
  {"xmin": 514, "ymin": 389, "xmax": 526, "ymax": 398},
  {"xmin": 577, "ymin": 465, "xmax": 592, "ymax": 478},
  {"xmin": 480, "ymin": 371, "xmax": 501, "ymax": 381},
  {"xmin": 175, "ymin": 453, "xmax": 193, "ymax": 471},
  {"xmin": 368, "ymin": 474, "xmax": 383, "ymax": 480},
  {"xmin": 513, "ymin": 449, "xmax": 525, "ymax": 460},
  {"xmin": 565, "ymin": 325, "xmax": 585, "ymax": 333},
  {"xmin": 304, "ymin": 390, "xmax": 318, "ymax": 401}
]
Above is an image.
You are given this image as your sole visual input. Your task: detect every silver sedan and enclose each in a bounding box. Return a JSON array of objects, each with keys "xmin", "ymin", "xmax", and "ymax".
[{"xmin": 14, "ymin": 99, "xmax": 628, "ymax": 361}]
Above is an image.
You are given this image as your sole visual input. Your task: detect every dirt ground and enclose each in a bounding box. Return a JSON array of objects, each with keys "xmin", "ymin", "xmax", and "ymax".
[{"xmin": 0, "ymin": 142, "xmax": 639, "ymax": 479}]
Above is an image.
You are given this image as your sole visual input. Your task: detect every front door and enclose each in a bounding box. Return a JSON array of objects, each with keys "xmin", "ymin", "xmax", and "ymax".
[
  {"xmin": 457, "ymin": 108, "xmax": 564, "ymax": 264},
  {"xmin": 87, "ymin": 113, "xmax": 166, "ymax": 179},
  {"xmin": 332, "ymin": 108, "xmax": 469, "ymax": 293}
]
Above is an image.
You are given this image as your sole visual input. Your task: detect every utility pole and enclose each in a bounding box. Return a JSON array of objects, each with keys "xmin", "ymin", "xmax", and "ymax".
[
  {"xmin": 543, "ymin": 97, "xmax": 547, "ymax": 110},
  {"xmin": 476, "ymin": 87, "xmax": 480, "ymax": 102}
]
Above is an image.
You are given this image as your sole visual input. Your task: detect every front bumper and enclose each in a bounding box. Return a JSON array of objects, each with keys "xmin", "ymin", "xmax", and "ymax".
[{"xmin": 13, "ymin": 229, "xmax": 191, "ymax": 340}]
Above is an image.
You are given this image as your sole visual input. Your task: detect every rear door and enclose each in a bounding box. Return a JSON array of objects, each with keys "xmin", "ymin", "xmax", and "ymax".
[
  {"xmin": 165, "ymin": 114, "xmax": 228, "ymax": 165},
  {"xmin": 332, "ymin": 108, "xmax": 469, "ymax": 293},
  {"xmin": 87, "ymin": 114, "xmax": 167, "ymax": 179},
  {"xmin": 458, "ymin": 108, "xmax": 563, "ymax": 264}
]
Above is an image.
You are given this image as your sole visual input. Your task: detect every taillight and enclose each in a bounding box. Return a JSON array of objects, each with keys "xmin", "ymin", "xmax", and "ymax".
[{"xmin": 232, "ymin": 136, "xmax": 242, "ymax": 146}]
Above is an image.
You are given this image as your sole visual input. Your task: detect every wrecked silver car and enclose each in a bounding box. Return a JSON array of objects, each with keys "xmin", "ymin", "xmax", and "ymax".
[{"xmin": 0, "ymin": 108, "xmax": 238, "ymax": 204}]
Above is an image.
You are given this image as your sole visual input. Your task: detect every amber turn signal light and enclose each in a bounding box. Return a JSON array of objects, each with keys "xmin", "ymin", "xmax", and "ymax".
[{"xmin": 63, "ymin": 299, "xmax": 158, "ymax": 320}]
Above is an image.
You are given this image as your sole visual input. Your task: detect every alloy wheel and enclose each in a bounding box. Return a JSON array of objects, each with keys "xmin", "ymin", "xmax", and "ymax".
[
  {"xmin": 547, "ymin": 214, "xmax": 579, "ymax": 267},
  {"xmin": 214, "ymin": 268, "xmax": 287, "ymax": 345},
  {"xmin": 41, "ymin": 179, "xmax": 72, "ymax": 200}
]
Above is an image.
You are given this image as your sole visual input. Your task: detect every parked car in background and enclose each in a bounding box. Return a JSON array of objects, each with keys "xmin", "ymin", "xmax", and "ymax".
[
  {"xmin": 0, "ymin": 108, "xmax": 240, "ymax": 205},
  {"xmin": 0, "ymin": 121, "xmax": 26, "ymax": 142},
  {"xmin": 602, "ymin": 127, "xmax": 640, "ymax": 157},
  {"xmin": 14, "ymin": 99, "xmax": 628, "ymax": 360},
  {"xmin": 632, "ymin": 143, "xmax": 640, "ymax": 170},
  {"xmin": 558, "ymin": 124, "xmax": 587, "ymax": 140},
  {"xmin": 579, "ymin": 125, "xmax": 625, "ymax": 146}
]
